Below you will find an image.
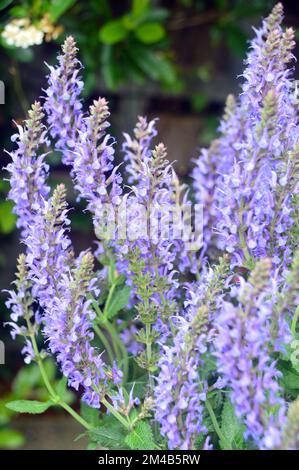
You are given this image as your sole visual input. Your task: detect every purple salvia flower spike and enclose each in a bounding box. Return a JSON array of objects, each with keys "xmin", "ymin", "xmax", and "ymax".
[
  {"xmin": 72, "ymin": 97, "xmax": 123, "ymax": 243},
  {"xmin": 122, "ymin": 116, "xmax": 158, "ymax": 185},
  {"xmin": 193, "ymin": 3, "xmax": 299, "ymax": 270},
  {"xmin": 44, "ymin": 36, "xmax": 84, "ymax": 165},
  {"xmin": 155, "ymin": 302, "xmax": 209, "ymax": 449},
  {"xmin": 5, "ymin": 101, "xmax": 50, "ymax": 237},
  {"xmin": 25, "ymin": 184, "xmax": 121, "ymax": 406},
  {"xmin": 155, "ymin": 256, "xmax": 230, "ymax": 449},
  {"xmin": 215, "ymin": 258, "xmax": 286, "ymax": 449},
  {"xmin": 5, "ymin": 254, "xmax": 39, "ymax": 364}
]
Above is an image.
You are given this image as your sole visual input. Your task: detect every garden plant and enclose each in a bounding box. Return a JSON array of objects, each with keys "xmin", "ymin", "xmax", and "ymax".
[{"xmin": 3, "ymin": 3, "xmax": 299, "ymax": 450}]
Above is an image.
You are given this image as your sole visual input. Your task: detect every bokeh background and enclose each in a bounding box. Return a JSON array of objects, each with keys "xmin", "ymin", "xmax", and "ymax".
[{"xmin": 1, "ymin": 0, "xmax": 299, "ymax": 449}]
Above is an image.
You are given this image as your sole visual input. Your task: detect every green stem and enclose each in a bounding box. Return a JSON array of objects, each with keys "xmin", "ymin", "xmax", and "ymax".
[
  {"xmin": 87, "ymin": 293, "xmax": 103, "ymax": 317},
  {"xmin": 102, "ymin": 321, "xmax": 125, "ymax": 371},
  {"xmin": 101, "ymin": 397, "xmax": 130, "ymax": 430},
  {"xmin": 238, "ymin": 228, "xmax": 251, "ymax": 264},
  {"xmin": 30, "ymin": 334, "xmax": 57, "ymax": 398},
  {"xmin": 59, "ymin": 401, "xmax": 92, "ymax": 430},
  {"xmin": 88, "ymin": 293, "xmax": 129, "ymax": 380},
  {"xmin": 145, "ymin": 323, "xmax": 154, "ymax": 391},
  {"xmin": 113, "ymin": 322, "xmax": 129, "ymax": 382},
  {"xmin": 30, "ymin": 333, "xmax": 92, "ymax": 431},
  {"xmin": 103, "ymin": 282, "xmax": 116, "ymax": 317},
  {"xmin": 103, "ymin": 395, "xmax": 162, "ymax": 450},
  {"xmin": 93, "ymin": 323, "xmax": 114, "ymax": 364},
  {"xmin": 205, "ymin": 398, "xmax": 232, "ymax": 450},
  {"xmin": 291, "ymin": 306, "xmax": 299, "ymax": 337}
]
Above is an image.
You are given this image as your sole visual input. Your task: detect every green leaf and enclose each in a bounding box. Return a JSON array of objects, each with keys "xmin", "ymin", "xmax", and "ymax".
[
  {"xmin": 12, "ymin": 363, "xmax": 41, "ymax": 397},
  {"xmin": 6, "ymin": 400, "xmax": 52, "ymax": 414},
  {"xmin": 0, "ymin": 201, "xmax": 16, "ymax": 234},
  {"xmin": 105, "ymin": 285, "xmax": 131, "ymax": 320},
  {"xmin": 0, "ymin": 429, "xmax": 24, "ymax": 449},
  {"xmin": 87, "ymin": 441, "xmax": 98, "ymax": 450},
  {"xmin": 126, "ymin": 376, "xmax": 148, "ymax": 400},
  {"xmin": 48, "ymin": 0, "xmax": 76, "ymax": 22},
  {"xmin": 135, "ymin": 22, "xmax": 165, "ymax": 44},
  {"xmin": 55, "ymin": 377, "xmax": 74, "ymax": 404},
  {"xmin": 279, "ymin": 360, "xmax": 299, "ymax": 392},
  {"xmin": 100, "ymin": 45, "xmax": 123, "ymax": 90},
  {"xmin": 0, "ymin": 0, "xmax": 13, "ymax": 10},
  {"xmin": 122, "ymin": 13, "xmax": 139, "ymax": 31},
  {"xmin": 81, "ymin": 402, "xmax": 100, "ymax": 427},
  {"xmin": 132, "ymin": 0, "xmax": 149, "ymax": 17},
  {"xmin": 282, "ymin": 367, "xmax": 299, "ymax": 390},
  {"xmin": 125, "ymin": 421, "xmax": 156, "ymax": 450},
  {"xmin": 99, "ymin": 20, "xmax": 128, "ymax": 45},
  {"xmin": 130, "ymin": 46, "xmax": 176, "ymax": 85},
  {"xmin": 56, "ymin": 376, "xmax": 68, "ymax": 397},
  {"xmin": 220, "ymin": 398, "xmax": 245, "ymax": 449},
  {"xmin": 89, "ymin": 423, "xmax": 127, "ymax": 450},
  {"xmin": 42, "ymin": 358, "xmax": 56, "ymax": 383}
]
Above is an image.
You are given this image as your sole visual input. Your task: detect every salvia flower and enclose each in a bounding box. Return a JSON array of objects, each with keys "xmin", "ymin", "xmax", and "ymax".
[
  {"xmin": 170, "ymin": 170, "xmax": 198, "ymax": 274},
  {"xmin": 25, "ymin": 184, "xmax": 120, "ymax": 406},
  {"xmin": 44, "ymin": 36, "xmax": 84, "ymax": 165},
  {"xmin": 44, "ymin": 248, "xmax": 109, "ymax": 406},
  {"xmin": 154, "ymin": 301, "xmax": 209, "ymax": 449},
  {"xmin": 25, "ymin": 183, "xmax": 72, "ymax": 305},
  {"xmin": 271, "ymin": 247, "xmax": 299, "ymax": 351},
  {"xmin": 5, "ymin": 102, "xmax": 50, "ymax": 237},
  {"xmin": 155, "ymin": 256, "xmax": 230, "ymax": 449},
  {"xmin": 72, "ymin": 97, "xmax": 123, "ymax": 245},
  {"xmin": 117, "ymin": 134, "xmax": 175, "ymax": 275},
  {"xmin": 215, "ymin": 258, "xmax": 286, "ymax": 449},
  {"xmin": 116, "ymin": 140, "xmax": 180, "ymax": 368},
  {"xmin": 4, "ymin": 3, "xmax": 298, "ymax": 450},
  {"xmin": 192, "ymin": 95, "xmax": 244, "ymax": 255},
  {"xmin": 122, "ymin": 116, "xmax": 157, "ymax": 185},
  {"xmin": 193, "ymin": 3, "xmax": 299, "ymax": 270},
  {"xmin": 220, "ymin": 5, "xmax": 298, "ymax": 268},
  {"xmin": 203, "ymin": 436, "xmax": 213, "ymax": 450},
  {"xmin": 5, "ymin": 254, "xmax": 39, "ymax": 364}
]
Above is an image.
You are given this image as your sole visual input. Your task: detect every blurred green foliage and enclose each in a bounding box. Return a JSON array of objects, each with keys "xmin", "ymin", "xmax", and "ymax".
[
  {"xmin": 0, "ymin": 0, "xmax": 178, "ymax": 92},
  {"xmin": 0, "ymin": 0, "xmax": 274, "ymax": 93},
  {"xmin": 0, "ymin": 357, "xmax": 74, "ymax": 449}
]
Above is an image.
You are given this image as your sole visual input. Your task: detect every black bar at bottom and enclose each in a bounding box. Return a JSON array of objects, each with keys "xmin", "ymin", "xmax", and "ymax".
[{"xmin": 0, "ymin": 450, "xmax": 298, "ymax": 466}]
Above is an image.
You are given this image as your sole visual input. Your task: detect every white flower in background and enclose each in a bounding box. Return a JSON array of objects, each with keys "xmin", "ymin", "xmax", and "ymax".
[
  {"xmin": 2, "ymin": 18, "xmax": 44, "ymax": 48},
  {"xmin": 2, "ymin": 16, "xmax": 63, "ymax": 49}
]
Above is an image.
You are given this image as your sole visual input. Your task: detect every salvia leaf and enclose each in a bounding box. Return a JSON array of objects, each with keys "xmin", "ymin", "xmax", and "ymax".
[
  {"xmin": 89, "ymin": 424, "xmax": 128, "ymax": 450},
  {"xmin": 125, "ymin": 421, "xmax": 156, "ymax": 450},
  {"xmin": 220, "ymin": 398, "xmax": 245, "ymax": 449},
  {"xmin": 5, "ymin": 400, "xmax": 53, "ymax": 414},
  {"xmin": 105, "ymin": 285, "xmax": 131, "ymax": 319}
]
